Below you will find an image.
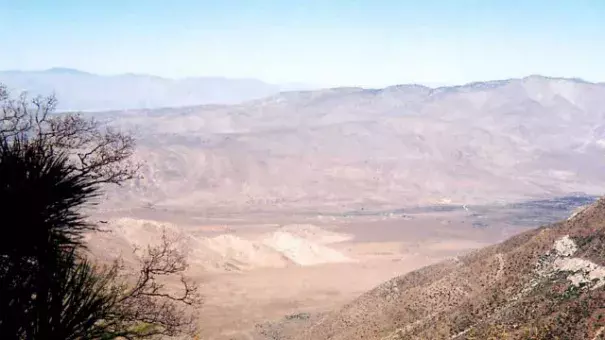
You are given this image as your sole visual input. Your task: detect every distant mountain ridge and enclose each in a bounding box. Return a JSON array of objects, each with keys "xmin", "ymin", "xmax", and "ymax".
[
  {"xmin": 0, "ymin": 68, "xmax": 312, "ymax": 111},
  {"xmin": 82, "ymin": 75, "xmax": 605, "ymax": 215},
  {"xmin": 0, "ymin": 68, "xmax": 594, "ymax": 112}
]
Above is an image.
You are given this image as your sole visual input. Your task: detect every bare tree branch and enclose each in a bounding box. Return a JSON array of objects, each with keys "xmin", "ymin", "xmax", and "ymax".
[
  {"xmin": 96, "ymin": 230, "xmax": 202, "ymax": 338},
  {"xmin": 0, "ymin": 84, "xmax": 140, "ymax": 186},
  {"xmin": 0, "ymin": 85, "xmax": 200, "ymax": 339}
]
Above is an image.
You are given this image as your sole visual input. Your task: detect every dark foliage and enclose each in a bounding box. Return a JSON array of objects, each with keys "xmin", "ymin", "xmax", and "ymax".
[
  {"xmin": 0, "ymin": 137, "xmax": 100, "ymax": 338},
  {"xmin": 0, "ymin": 84, "xmax": 138, "ymax": 186},
  {"xmin": 0, "ymin": 85, "xmax": 200, "ymax": 339},
  {"xmin": 0, "ymin": 138, "xmax": 99, "ymax": 254}
]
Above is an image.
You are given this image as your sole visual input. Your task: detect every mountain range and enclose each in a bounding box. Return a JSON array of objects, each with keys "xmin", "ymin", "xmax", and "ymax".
[
  {"xmin": 55, "ymin": 72, "xmax": 605, "ymax": 339},
  {"xmin": 0, "ymin": 68, "xmax": 309, "ymax": 111},
  {"xmin": 87, "ymin": 75, "xmax": 605, "ymax": 216},
  {"xmin": 3, "ymin": 71, "xmax": 602, "ymax": 215}
]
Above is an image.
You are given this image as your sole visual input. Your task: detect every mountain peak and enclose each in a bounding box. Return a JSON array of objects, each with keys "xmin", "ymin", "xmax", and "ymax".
[
  {"xmin": 521, "ymin": 74, "xmax": 592, "ymax": 84},
  {"xmin": 44, "ymin": 67, "xmax": 92, "ymax": 75}
]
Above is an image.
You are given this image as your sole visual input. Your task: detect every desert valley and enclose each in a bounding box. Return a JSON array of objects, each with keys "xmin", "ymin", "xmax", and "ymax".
[
  {"xmin": 3, "ymin": 69, "xmax": 605, "ymax": 339},
  {"xmin": 10, "ymin": 72, "xmax": 592, "ymax": 338},
  {"xmin": 3, "ymin": 2, "xmax": 605, "ymax": 339}
]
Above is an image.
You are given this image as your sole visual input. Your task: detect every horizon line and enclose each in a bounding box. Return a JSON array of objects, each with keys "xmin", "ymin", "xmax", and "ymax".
[{"xmin": 0, "ymin": 67, "xmax": 602, "ymax": 90}]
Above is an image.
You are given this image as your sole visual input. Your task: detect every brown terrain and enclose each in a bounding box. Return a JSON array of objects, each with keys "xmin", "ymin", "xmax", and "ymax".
[
  {"xmin": 85, "ymin": 197, "xmax": 592, "ymax": 339},
  {"xmin": 95, "ymin": 75, "xmax": 605, "ymax": 214},
  {"xmin": 85, "ymin": 212, "xmax": 481, "ymax": 339},
  {"xmin": 77, "ymin": 76, "xmax": 605, "ymax": 339},
  {"xmin": 292, "ymin": 199, "xmax": 605, "ymax": 340}
]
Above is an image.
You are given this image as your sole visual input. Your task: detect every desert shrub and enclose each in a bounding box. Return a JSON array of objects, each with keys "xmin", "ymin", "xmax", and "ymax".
[{"xmin": 0, "ymin": 85, "xmax": 200, "ymax": 339}]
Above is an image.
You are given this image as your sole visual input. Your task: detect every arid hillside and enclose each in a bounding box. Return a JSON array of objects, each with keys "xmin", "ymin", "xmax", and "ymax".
[
  {"xmin": 85, "ymin": 219, "xmax": 354, "ymax": 272},
  {"xmin": 294, "ymin": 198, "xmax": 605, "ymax": 340},
  {"xmin": 75, "ymin": 75, "xmax": 605, "ymax": 339},
  {"xmin": 92, "ymin": 76, "xmax": 605, "ymax": 216}
]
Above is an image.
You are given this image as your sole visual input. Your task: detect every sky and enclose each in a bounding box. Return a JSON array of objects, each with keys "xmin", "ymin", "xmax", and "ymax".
[{"xmin": 0, "ymin": 0, "xmax": 604, "ymax": 87}]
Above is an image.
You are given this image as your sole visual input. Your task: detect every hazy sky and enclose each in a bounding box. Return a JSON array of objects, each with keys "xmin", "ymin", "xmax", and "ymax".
[{"xmin": 1, "ymin": 0, "xmax": 603, "ymax": 87}]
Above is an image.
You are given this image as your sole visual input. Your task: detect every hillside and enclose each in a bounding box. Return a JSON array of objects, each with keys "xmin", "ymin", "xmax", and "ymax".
[
  {"xmin": 0, "ymin": 68, "xmax": 306, "ymax": 111},
  {"xmin": 93, "ymin": 75, "xmax": 605, "ymax": 216},
  {"xmin": 293, "ymin": 198, "xmax": 605, "ymax": 340},
  {"xmin": 84, "ymin": 219, "xmax": 353, "ymax": 272}
]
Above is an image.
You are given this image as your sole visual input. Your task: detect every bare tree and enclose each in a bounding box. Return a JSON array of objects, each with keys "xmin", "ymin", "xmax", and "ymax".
[
  {"xmin": 0, "ymin": 85, "xmax": 201, "ymax": 339},
  {"xmin": 98, "ymin": 232, "xmax": 202, "ymax": 339},
  {"xmin": 0, "ymin": 84, "xmax": 138, "ymax": 186},
  {"xmin": 38, "ymin": 232, "xmax": 201, "ymax": 340},
  {"xmin": 4, "ymin": 233, "xmax": 202, "ymax": 340}
]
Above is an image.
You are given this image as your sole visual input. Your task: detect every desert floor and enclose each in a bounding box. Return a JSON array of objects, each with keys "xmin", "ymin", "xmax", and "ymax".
[{"xmin": 169, "ymin": 211, "xmax": 531, "ymax": 339}]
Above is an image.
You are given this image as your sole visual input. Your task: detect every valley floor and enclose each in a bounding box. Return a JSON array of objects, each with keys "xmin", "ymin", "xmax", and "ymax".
[
  {"xmin": 189, "ymin": 212, "xmax": 527, "ymax": 339},
  {"xmin": 89, "ymin": 198, "xmax": 587, "ymax": 339}
]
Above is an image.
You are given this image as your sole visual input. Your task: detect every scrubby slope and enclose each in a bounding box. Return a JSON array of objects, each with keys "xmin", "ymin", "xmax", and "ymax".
[
  {"xmin": 296, "ymin": 199, "xmax": 605, "ymax": 340},
  {"xmin": 98, "ymin": 76, "xmax": 605, "ymax": 214}
]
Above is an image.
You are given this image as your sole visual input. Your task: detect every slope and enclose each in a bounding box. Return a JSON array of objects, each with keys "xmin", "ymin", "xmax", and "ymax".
[
  {"xmin": 98, "ymin": 75, "xmax": 605, "ymax": 214},
  {"xmin": 295, "ymin": 198, "xmax": 605, "ymax": 340},
  {"xmin": 84, "ymin": 218, "xmax": 352, "ymax": 272}
]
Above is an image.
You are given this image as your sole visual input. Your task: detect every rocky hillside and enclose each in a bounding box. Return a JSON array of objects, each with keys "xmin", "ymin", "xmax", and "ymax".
[
  {"xmin": 95, "ymin": 76, "xmax": 605, "ymax": 215},
  {"xmin": 295, "ymin": 198, "xmax": 605, "ymax": 340}
]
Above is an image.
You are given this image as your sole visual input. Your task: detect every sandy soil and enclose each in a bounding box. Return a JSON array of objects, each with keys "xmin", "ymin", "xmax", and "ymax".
[
  {"xmin": 184, "ymin": 212, "xmax": 527, "ymax": 339},
  {"xmin": 88, "ymin": 210, "xmax": 533, "ymax": 339}
]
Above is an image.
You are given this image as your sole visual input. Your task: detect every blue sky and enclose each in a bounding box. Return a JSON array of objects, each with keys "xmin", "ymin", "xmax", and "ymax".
[{"xmin": 0, "ymin": 0, "xmax": 603, "ymax": 87}]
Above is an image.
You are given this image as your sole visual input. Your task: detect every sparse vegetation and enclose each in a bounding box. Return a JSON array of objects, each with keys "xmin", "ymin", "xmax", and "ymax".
[
  {"xmin": 294, "ymin": 199, "xmax": 605, "ymax": 340},
  {"xmin": 0, "ymin": 85, "xmax": 200, "ymax": 339},
  {"xmin": 285, "ymin": 313, "xmax": 311, "ymax": 321}
]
